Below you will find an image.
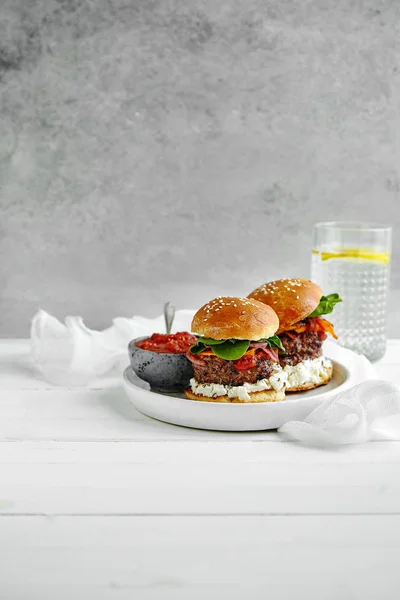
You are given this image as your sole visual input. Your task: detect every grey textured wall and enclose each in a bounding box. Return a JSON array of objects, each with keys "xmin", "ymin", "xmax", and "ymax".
[{"xmin": 1, "ymin": 0, "xmax": 400, "ymax": 336}]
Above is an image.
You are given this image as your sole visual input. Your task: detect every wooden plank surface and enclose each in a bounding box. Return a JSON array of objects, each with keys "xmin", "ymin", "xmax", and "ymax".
[
  {"xmin": 0, "ymin": 340, "xmax": 399, "ymax": 517},
  {"xmin": 0, "ymin": 340, "xmax": 399, "ymax": 599},
  {"xmin": 0, "ymin": 440, "xmax": 399, "ymax": 515},
  {"xmin": 1, "ymin": 515, "xmax": 400, "ymax": 600}
]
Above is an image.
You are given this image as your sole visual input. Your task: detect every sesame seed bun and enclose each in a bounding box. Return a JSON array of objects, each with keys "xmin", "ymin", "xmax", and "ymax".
[
  {"xmin": 248, "ymin": 279, "xmax": 322, "ymax": 334},
  {"xmin": 191, "ymin": 296, "xmax": 279, "ymax": 341},
  {"xmin": 184, "ymin": 387, "xmax": 286, "ymax": 403}
]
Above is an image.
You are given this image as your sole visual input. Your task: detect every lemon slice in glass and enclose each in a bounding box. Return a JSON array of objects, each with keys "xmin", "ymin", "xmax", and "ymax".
[{"xmin": 312, "ymin": 247, "xmax": 390, "ymax": 265}]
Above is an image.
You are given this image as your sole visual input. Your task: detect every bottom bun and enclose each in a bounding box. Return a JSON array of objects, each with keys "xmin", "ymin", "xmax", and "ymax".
[
  {"xmin": 285, "ymin": 361, "xmax": 333, "ymax": 392},
  {"xmin": 184, "ymin": 387, "xmax": 286, "ymax": 403}
]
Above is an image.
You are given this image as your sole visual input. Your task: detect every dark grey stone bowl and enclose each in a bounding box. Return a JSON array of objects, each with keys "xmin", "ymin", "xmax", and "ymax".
[{"xmin": 128, "ymin": 337, "xmax": 194, "ymax": 393}]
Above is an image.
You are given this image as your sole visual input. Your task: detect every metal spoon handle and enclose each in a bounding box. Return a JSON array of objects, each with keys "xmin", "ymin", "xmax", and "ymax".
[{"xmin": 164, "ymin": 302, "xmax": 176, "ymax": 335}]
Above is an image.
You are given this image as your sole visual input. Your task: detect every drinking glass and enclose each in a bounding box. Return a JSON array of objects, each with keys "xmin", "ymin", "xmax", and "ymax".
[{"xmin": 311, "ymin": 222, "xmax": 392, "ymax": 361}]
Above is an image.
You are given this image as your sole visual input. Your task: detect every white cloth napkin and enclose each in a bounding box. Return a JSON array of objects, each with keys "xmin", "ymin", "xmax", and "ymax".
[
  {"xmin": 30, "ymin": 308, "xmax": 194, "ymax": 386},
  {"xmin": 278, "ymin": 380, "xmax": 400, "ymax": 446}
]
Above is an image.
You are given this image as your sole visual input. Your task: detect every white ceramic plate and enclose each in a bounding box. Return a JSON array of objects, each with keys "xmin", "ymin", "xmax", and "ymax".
[{"xmin": 122, "ymin": 359, "xmax": 359, "ymax": 431}]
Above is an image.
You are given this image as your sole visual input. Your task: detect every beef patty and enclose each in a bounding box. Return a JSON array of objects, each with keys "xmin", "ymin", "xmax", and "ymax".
[
  {"xmin": 279, "ymin": 331, "xmax": 323, "ymax": 366},
  {"xmin": 193, "ymin": 353, "xmax": 276, "ymax": 386}
]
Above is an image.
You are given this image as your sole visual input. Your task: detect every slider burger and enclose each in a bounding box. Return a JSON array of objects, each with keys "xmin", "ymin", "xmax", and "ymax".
[
  {"xmin": 185, "ymin": 296, "xmax": 287, "ymax": 403},
  {"xmin": 248, "ymin": 279, "xmax": 341, "ymax": 392}
]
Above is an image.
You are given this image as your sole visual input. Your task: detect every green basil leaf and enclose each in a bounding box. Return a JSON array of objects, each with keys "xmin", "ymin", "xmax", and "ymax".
[
  {"xmin": 308, "ymin": 293, "xmax": 342, "ymax": 318},
  {"xmin": 209, "ymin": 339, "xmax": 250, "ymax": 360},
  {"xmin": 257, "ymin": 336, "xmax": 285, "ymax": 352},
  {"xmin": 266, "ymin": 334, "xmax": 286, "ymax": 352},
  {"xmin": 189, "ymin": 342, "xmax": 207, "ymax": 354},
  {"xmin": 196, "ymin": 337, "xmax": 226, "ymax": 346}
]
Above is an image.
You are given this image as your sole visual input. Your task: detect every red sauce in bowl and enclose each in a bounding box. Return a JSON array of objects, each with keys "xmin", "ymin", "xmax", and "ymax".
[{"xmin": 135, "ymin": 332, "xmax": 197, "ymax": 354}]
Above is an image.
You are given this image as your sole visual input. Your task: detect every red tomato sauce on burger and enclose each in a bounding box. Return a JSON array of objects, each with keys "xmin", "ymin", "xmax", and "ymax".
[{"xmin": 135, "ymin": 332, "xmax": 197, "ymax": 354}]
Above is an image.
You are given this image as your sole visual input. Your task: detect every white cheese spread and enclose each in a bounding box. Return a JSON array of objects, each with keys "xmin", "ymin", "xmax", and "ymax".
[{"xmin": 283, "ymin": 356, "xmax": 332, "ymax": 389}]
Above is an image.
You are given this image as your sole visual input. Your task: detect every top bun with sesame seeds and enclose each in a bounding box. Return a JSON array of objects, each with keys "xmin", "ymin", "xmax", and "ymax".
[
  {"xmin": 191, "ymin": 296, "xmax": 279, "ymax": 341},
  {"xmin": 248, "ymin": 279, "xmax": 322, "ymax": 334}
]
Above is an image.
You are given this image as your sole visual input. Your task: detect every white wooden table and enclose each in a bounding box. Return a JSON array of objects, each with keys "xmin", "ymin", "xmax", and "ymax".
[{"xmin": 1, "ymin": 340, "xmax": 400, "ymax": 600}]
